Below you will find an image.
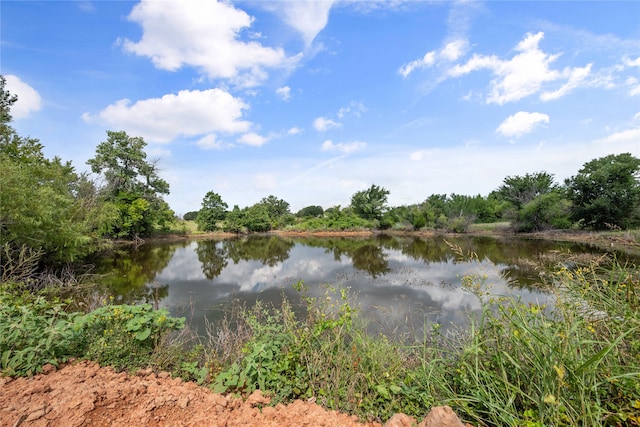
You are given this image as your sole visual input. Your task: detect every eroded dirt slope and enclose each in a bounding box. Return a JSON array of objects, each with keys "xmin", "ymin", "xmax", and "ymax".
[{"xmin": 1, "ymin": 361, "xmax": 468, "ymax": 427}]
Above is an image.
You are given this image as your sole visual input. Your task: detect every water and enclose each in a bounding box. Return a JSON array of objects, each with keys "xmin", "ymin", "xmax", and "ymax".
[{"xmin": 90, "ymin": 234, "xmax": 609, "ymax": 339}]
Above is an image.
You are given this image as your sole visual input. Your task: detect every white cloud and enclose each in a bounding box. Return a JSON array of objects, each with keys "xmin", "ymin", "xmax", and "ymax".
[
  {"xmin": 623, "ymin": 56, "xmax": 640, "ymax": 67},
  {"xmin": 276, "ymin": 86, "xmax": 291, "ymax": 101},
  {"xmin": 288, "ymin": 127, "xmax": 302, "ymax": 135},
  {"xmin": 399, "ymin": 51, "xmax": 436, "ymax": 78},
  {"xmin": 450, "ymin": 32, "xmax": 560, "ymax": 104},
  {"xmin": 313, "ymin": 116, "xmax": 341, "ymax": 131},
  {"xmin": 496, "ymin": 111, "xmax": 550, "ymax": 138},
  {"xmin": 4, "ymin": 75, "xmax": 42, "ymax": 119},
  {"xmin": 441, "ymin": 39, "xmax": 469, "ymax": 61},
  {"xmin": 449, "ymin": 32, "xmax": 592, "ymax": 104},
  {"xmin": 337, "ymin": 101, "xmax": 367, "ymax": 119},
  {"xmin": 82, "ymin": 89, "xmax": 251, "ymax": 143},
  {"xmin": 321, "ymin": 140, "xmax": 366, "ymax": 154},
  {"xmin": 121, "ymin": 0, "xmax": 291, "ymax": 87},
  {"xmin": 627, "ymin": 77, "xmax": 640, "ymax": 96},
  {"xmin": 594, "ymin": 128, "xmax": 640, "ymax": 144},
  {"xmin": 271, "ymin": 1, "xmax": 336, "ymax": 46},
  {"xmin": 196, "ymin": 134, "xmax": 230, "ymax": 150},
  {"xmin": 399, "ymin": 39, "xmax": 468, "ymax": 78},
  {"xmin": 541, "ymin": 64, "xmax": 592, "ymax": 101},
  {"xmin": 237, "ymin": 132, "xmax": 268, "ymax": 147}
]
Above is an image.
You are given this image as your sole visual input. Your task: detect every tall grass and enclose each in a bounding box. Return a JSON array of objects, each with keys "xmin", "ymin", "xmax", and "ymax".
[{"xmin": 204, "ymin": 252, "xmax": 639, "ymax": 425}]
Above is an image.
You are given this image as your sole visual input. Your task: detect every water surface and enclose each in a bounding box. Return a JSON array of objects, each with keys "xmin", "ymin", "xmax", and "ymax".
[{"xmin": 92, "ymin": 234, "xmax": 608, "ymax": 339}]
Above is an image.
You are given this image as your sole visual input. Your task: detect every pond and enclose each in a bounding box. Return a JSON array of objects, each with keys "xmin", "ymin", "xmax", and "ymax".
[{"xmin": 90, "ymin": 234, "xmax": 613, "ymax": 340}]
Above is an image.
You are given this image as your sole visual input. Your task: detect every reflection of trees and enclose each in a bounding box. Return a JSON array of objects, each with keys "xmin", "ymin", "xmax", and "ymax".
[
  {"xmin": 225, "ymin": 236, "xmax": 294, "ymax": 266},
  {"xmin": 90, "ymin": 242, "xmax": 183, "ymax": 304},
  {"xmin": 351, "ymin": 244, "xmax": 390, "ymax": 277},
  {"xmin": 300, "ymin": 237, "xmax": 391, "ymax": 278},
  {"xmin": 195, "ymin": 240, "xmax": 228, "ymax": 279}
]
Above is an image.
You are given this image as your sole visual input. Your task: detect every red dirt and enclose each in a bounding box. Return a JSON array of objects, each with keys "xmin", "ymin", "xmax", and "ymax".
[{"xmin": 0, "ymin": 361, "xmax": 469, "ymax": 427}]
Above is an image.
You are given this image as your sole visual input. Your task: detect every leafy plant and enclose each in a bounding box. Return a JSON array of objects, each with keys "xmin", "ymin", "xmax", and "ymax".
[{"xmin": 75, "ymin": 303, "xmax": 185, "ymax": 371}]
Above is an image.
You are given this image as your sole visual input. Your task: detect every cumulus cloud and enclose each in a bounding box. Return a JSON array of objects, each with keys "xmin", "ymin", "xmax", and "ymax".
[
  {"xmin": 270, "ymin": 0, "xmax": 336, "ymax": 46},
  {"xmin": 288, "ymin": 127, "xmax": 302, "ymax": 135},
  {"xmin": 4, "ymin": 75, "xmax": 42, "ymax": 119},
  {"xmin": 321, "ymin": 140, "xmax": 366, "ymax": 154},
  {"xmin": 313, "ymin": 116, "xmax": 341, "ymax": 131},
  {"xmin": 82, "ymin": 89, "xmax": 251, "ymax": 143},
  {"xmin": 276, "ymin": 86, "xmax": 291, "ymax": 101},
  {"xmin": 237, "ymin": 132, "xmax": 268, "ymax": 147},
  {"xmin": 121, "ymin": 0, "xmax": 291, "ymax": 87},
  {"xmin": 496, "ymin": 111, "xmax": 550, "ymax": 138}
]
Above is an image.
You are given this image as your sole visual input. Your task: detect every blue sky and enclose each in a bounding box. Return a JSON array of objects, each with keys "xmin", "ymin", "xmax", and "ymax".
[{"xmin": 3, "ymin": 0, "xmax": 639, "ymax": 215}]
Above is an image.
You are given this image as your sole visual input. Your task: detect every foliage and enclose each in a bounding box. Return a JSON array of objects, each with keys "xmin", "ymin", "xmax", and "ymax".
[
  {"xmin": 196, "ymin": 191, "xmax": 228, "ymax": 232},
  {"xmin": 350, "ymin": 184, "xmax": 390, "ymax": 222},
  {"xmin": 87, "ymin": 130, "xmax": 173, "ymax": 238},
  {"xmin": 256, "ymin": 195, "xmax": 293, "ymax": 229},
  {"xmin": 289, "ymin": 206, "xmax": 373, "ymax": 231},
  {"xmin": 242, "ymin": 204, "xmax": 272, "ymax": 232},
  {"xmin": 296, "ymin": 205, "xmax": 324, "ymax": 218},
  {"xmin": 515, "ymin": 191, "xmax": 572, "ymax": 232},
  {"xmin": 497, "ymin": 172, "xmax": 558, "ymax": 210},
  {"xmin": 76, "ymin": 303, "xmax": 185, "ymax": 371},
  {"xmin": 183, "ymin": 211, "xmax": 199, "ymax": 221},
  {"xmin": 0, "ymin": 78, "xmax": 107, "ymax": 263},
  {"xmin": 565, "ymin": 153, "xmax": 640, "ymax": 230},
  {"xmin": 0, "ymin": 290, "xmax": 82, "ymax": 376}
]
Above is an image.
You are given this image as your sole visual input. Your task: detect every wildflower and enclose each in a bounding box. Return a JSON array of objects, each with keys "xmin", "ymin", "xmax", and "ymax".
[{"xmin": 543, "ymin": 394, "xmax": 556, "ymax": 404}]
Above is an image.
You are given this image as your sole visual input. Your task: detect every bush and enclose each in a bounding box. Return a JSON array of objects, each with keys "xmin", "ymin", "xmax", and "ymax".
[{"xmin": 76, "ymin": 303, "xmax": 185, "ymax": 371}]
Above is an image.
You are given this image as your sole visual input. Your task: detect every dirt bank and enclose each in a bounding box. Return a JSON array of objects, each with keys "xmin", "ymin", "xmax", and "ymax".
[{"xmin": 1, "ymin": 361, "xmax": 469, "ymax": 427}]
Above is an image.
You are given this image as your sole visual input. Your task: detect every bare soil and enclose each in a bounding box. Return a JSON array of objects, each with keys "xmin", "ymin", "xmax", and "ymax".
[{"xmin": 0, "ymin": 361, "xmax": 468, "ymax": 427}]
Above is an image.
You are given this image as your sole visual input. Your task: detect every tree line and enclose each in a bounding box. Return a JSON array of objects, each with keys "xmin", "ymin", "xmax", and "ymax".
[
  {"xmin": 2, "ymin": 75, "xmax": 640, "ymax": 268},
  {"xmin": 190, "ymin": 160, "xmax": 640, "ymax": 235}
]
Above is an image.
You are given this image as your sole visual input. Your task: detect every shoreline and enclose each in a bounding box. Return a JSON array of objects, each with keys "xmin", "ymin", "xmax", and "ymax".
[{"xmin": 140, "ymin": 228, "xmax": 640, "ymax": 255}]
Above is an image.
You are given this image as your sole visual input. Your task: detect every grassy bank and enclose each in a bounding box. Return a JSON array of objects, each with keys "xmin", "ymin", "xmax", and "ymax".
[{"xmin": 1, "ymin": 251, "xmax": 638, "ymax": 425}]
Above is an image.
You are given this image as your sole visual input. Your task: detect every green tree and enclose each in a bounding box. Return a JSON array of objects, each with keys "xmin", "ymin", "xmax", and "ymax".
[
  {"xmin": 296, "ymin": 205, "xmax": 324, "ymax": 218},
  {"xmin": 243, "ymin": 204, "xmax": 272, "ymax": 232},
  {"xmin": 518, "ymin": 192, "xmax": 572, "ymax": 232},
  {"xmin": 350, "ymin": 184, "xmax": 390, "ymax": 222},
  {"xmin": 497, "ymin": 172, "xmax": 557, "ymax": 210},
  {"xmin": 196, "ymin": 191, "xmax": 228, "ymax": 232},
  {"xmin": 256, "ymin": 195, "xmax": 292, "ymax": 228},
  {"xmin": 87, "ymin": 131, "xmax": 172, "ymax": 238},
  {"xmin": 183, "ymin": 211, "xmax": 199, "ymax": 221},
  {"xmin": 565, "ymin": 153, "xmax": 640, "ymax": 230},
  {"xmin": 0, "ymin": 76, "xmax": 107, "ymax": 263}
]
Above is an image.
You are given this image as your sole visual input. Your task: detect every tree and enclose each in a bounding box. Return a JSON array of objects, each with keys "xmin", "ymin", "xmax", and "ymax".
[
  {"xmin": 87, "ymin": 131, "xmax": 172, "ymax": 238},
  {"xmin": 183, "ymin": 211, "xmax": 199, "ymax": 221},
  {"xmin": 497, "ymin": 172, "xmax": 557, "ymax": 210},
  {"xmin": 350, "ymin": 184, "xmax": 390, "ymax": 221},
  {"xmin": 565, "ymin": 153, "xmax": 640, "ymax": 230},
  {"xmin": 196, "ymin": 192, "xmax": 228, "ymax": 232},
  {"xmin": 257, "ymin": 195, "xmax": 292, "ymax": 228},
  {"xmin": 296, "ymin": 205, "xmax": 324, "ymax": 218},
  {"xmin": 0, "ymin": 76, "xmax": 108, "ymax": 262},
  {"xmin": 518, "ymin": 192, "xmax": 571, "ymax": 232}
]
